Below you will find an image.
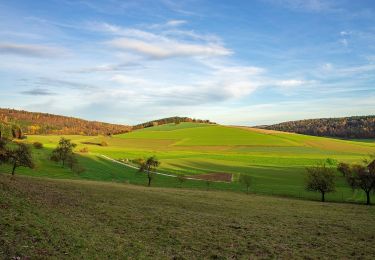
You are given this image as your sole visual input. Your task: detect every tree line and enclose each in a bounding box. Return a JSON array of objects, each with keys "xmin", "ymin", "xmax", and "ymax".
[
  {"xmin": 263, "ymin": 115, "xmax": 375, "ymax": 139},
  {"xmin": 0, "ymin": 108, "xmax": 131, "ymax": 136},
  {"xmin": 132, "ymin": 116, "xmax": 215, "ymax": 130}
]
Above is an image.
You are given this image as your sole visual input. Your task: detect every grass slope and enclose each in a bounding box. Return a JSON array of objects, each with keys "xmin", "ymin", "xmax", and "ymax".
[
  {"xmin": 1, "ymin": 175, "xmax": 375, "ymax": 259},
  {"xmin": 4, "ymin": 122, "xmax": 374, "ymax": 202}
]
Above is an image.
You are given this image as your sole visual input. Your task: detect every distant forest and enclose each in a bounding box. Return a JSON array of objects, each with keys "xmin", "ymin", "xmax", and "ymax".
[
  {"xmin": 133, "ymin": 116, "xmax": 215, "ymax": 130},
  {"xmin": 0, "ymin": 109, "xmax": 213, "ymax": 138},
  {"xmin": 0, "ymin": 108, "xmax": 131, "ymax": 137},
  {"xmin": 263, "ymin": 116, "xmax": 375, "ymax": 139}
]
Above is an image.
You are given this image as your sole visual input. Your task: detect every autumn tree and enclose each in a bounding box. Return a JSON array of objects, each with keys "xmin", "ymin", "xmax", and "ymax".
[
  {"xmin": 51, "ymin": 138, "xmax": 76, "ymax": 167},
  {"xmin": 0, "ymin": 138, "xmax": 7, "ymax": 165},
  {"xmin": 7, "ymin": 143, "xmax": 34, "ymax": 176},
  {"xmin": 138, "ymin": 156, "xmax": 160, "ymax": 187},
  {"xmin": 344, "ymin": 162, "xmax": 375, "ymax": 205},
  {"xmin": 305, "ymin": 164, "xmax": 336, "ymax": 202}
]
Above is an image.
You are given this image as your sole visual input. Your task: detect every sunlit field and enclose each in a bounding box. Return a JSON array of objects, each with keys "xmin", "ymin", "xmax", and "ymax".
[{"xmin": 3, "ymin": 122, "xmax": 373, "ymax": 203}]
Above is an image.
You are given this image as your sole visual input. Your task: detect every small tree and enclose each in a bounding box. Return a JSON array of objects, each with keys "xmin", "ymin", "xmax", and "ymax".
[
  {"xmin": 337, "ymin": 162, "xmax": 351, "ymax": 177},
  {"xmin": 66, "ymin": 154, "xmax": 85, "ymax": 174},
  {"xmin": 139, "ymin": 156, "xmax": 160, "ymax": 187},
  {"xmin": 7, "ymin": 143, "xmax": 34, "ymax": 176},
  {"xmin": 345, "ymin": 162, "xmax": 375, "ymax": 205},
  {"xmin": 177, "ymin": 175, "xmax": 186, "ymax": 187},
  {"xmin": 240, "ymin": 174, "xmax": 252, "ymax": 194},
  {"xmin": 51, "ymin": 138, "xmax": 76, "ymax": 166},
  {"xmin": 305, "ymin": 164, "xmax": 336, "ymax": 202}
]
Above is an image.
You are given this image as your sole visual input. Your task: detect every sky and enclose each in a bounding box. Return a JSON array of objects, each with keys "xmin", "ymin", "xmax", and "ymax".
[{"xmin": 0, "ymin": 0, "xmax": 374, "ymax": 126}]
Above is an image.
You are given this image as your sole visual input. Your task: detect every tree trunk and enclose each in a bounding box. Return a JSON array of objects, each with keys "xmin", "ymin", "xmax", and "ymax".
[
  {"xmin": 11, "ymin": 162, "xmax": 17, "ymax": 175},
  {"xmin": 321, "ymin": 192, "xmax": 325, "ymax": 202},
  {"xmin": 366, "ymin": 191, "xmax": 371, "ymax": 205},
  {"xmin": 147, "ymin": 171, "xmax": 151, "ymax": 187}
]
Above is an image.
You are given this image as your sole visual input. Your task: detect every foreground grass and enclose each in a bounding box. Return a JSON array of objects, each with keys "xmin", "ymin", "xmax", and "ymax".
[{"xmin": 1, "ymin": 174, "xmax": 375, "ymax": 259}]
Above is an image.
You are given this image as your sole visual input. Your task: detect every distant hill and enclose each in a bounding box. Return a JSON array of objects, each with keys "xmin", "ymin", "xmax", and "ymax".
[
  {"xmin": 133, "ymin": 116, "xmax": 215, "ymax": 130},
  {"xmin": 262, "ymin": 115, "xmax": 375, "ymax": 139},
  {"xmin": 0, "ymin": 108, "xmax": 131, "ymax": 137}
]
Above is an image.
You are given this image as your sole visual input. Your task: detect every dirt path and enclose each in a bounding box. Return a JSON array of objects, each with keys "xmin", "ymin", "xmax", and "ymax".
[{"xmin": 99, "ymin": 155, "xmax": 231, "ymax": 183}]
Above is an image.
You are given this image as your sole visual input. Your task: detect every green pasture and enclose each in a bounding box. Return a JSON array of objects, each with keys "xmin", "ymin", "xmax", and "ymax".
[
  {"xmin": 2, "ymin": 175, "xmax": 375, "ymax": 259},
  {"xmin": 2, "ymin": 122, "xmax": 375, "ymax": 203}
]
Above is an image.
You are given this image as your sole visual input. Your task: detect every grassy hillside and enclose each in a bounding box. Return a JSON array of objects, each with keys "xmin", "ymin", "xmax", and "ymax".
[
  {"xmin": 1, "ymin": 175, "xmax": 375, "ymax": 259},
  {"xmin": 2, "ymin": 122, "xmax": 372, "ymax": 203}
]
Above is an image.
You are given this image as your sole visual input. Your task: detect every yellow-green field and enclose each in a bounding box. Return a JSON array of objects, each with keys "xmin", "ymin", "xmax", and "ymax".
[{"xmin": 3, "ymin": 122, "xmax": 375, "ymax": 202}]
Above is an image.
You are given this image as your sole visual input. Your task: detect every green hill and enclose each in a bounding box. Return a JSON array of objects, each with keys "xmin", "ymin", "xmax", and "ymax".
[
  {"xmin": 1, "ymin": 175, "xmax": 375, "ymax": 259},
  {"xmin": 3, "ymin": 122, "xmax": 373, "ymax": 203}
]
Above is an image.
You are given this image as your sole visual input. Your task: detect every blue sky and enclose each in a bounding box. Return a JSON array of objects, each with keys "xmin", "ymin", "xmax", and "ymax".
[{"xmin": 0, "ymin": 0, "xmax": 374, "ymax": 125}]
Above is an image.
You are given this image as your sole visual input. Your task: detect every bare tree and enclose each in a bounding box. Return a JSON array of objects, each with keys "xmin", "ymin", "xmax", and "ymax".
[{"xmin": 306, "ymin": 164, "xmax": 336, "ymax": 202}]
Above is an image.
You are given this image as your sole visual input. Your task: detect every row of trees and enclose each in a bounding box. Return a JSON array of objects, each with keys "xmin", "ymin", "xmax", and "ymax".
[
  {"xmin": 0, "ymin": 108, "xmax": 131, "ymax": 136},
  {"xmin": 306, "ymin": 159, "xmax": 375, "ymax": 204},
  {"xmin": 264, "ymin": 115, "xmax": 375, "ymax": 138},
  {"xmin": 133, "ymin": 116, "xmax": 215, "ymax": 130},
  {"xmin": 0, "ymin": 136, "xmax": 84, "ymax": 177}
]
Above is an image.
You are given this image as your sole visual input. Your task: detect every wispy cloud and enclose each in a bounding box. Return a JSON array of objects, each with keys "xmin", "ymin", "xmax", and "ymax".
[
  {"xmin": 21, "ymin": 88, "xmax": 56, "ymax": 96},
  {"xmin": 264, "ymin": 0, "xmax": 337, "ymax": 12},
  {"xmin": 0, "ymin": 43, "xmax": 66, "ymax": 58},
  {"xmin": 92, "ymin": 22, "xmax": 232, "ymax": 59}
]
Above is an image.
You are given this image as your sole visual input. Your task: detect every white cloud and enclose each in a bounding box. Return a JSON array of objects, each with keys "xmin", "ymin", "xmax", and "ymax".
[
  {"xmin": 276, "ymin": 79, "xmax": 310, "ymax": 88},
  {"xmin": 92, "ymin": 22, "xmax": 232, "ymax": 59},
  {"xmin": 165, "ymin": 20, "xmax": 187, "ymax": 27},
  {"xmin": 108, "ymin": 37, "xmax": 231, "ymax": 59}
]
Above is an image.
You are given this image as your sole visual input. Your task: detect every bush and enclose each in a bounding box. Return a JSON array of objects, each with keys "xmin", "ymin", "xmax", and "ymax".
[
  {"xmin": 100, "ymin": 141, "xmax": 108, "ymax": 147},
  {"xmin": 33, "ymin": 142, "xmax": 43, "ymax": 149},
  {"xmin": 79, "ymin": 147, "xmax": 89, "ymax": 153}
]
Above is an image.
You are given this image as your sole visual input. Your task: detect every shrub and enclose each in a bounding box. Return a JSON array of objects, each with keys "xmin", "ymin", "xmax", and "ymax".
[
  {"xmin": 33, "ymin": 142, "xmax": 43, "ymax": 149},
  {"xmin": 79, "ymin": 147, "xmax": 89, "ymax": 153},
  {"xmin": 100, "ymin": 141, "xmax": 108, "ymax": 147}
]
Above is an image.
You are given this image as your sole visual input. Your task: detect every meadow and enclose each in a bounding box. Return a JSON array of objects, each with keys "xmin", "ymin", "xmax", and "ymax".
[
  {"xmin": 1, "ymin": 174, "xmax": 375, "ymax": 259},
  {"xmin": 2, "ymin": 122, "xmax": 375, "ymax": 203}
]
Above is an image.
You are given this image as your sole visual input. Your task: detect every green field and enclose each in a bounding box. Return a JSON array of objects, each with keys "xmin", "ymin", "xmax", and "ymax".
[
  {"xmin": 2, "ymin": 123, "xmax": 375, "ymax": 203},
  {"xmin": 1, "ymin": 175, "xmax": 375, "ymax": 259}
]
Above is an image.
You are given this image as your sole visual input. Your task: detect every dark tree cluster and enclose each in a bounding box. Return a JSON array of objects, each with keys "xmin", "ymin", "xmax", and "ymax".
[
  {"xmin": 263, "ymin": 115, "xmax": 375, "ymax": 139},
  {"xmin": 0, "ymin": 108, "xmax": 131, "ymax": 136},
  {"xmin": 133, "ymin": 116, "xmax": 215, "ymax": 130},
  {"xmin": 51, "ymin": 138, "xmax": 85, "ymax": 174},
  {"xmin": 338, "ymin": 160, "xmax": 375, "ymax": 205}
]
